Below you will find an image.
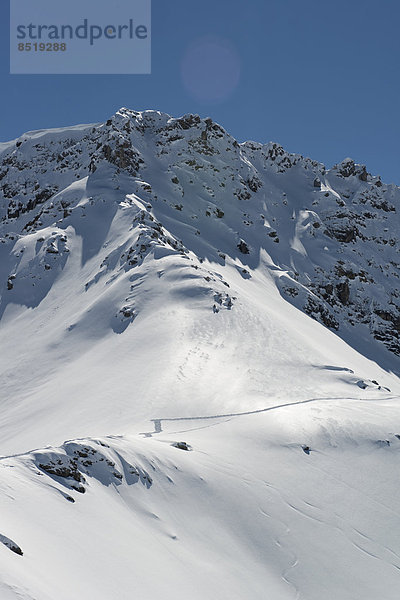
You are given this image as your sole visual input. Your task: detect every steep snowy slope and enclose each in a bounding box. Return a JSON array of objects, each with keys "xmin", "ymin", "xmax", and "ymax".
[{"xmin": 0, "ymin": 109, "xmax": 400, "ymax": 599}]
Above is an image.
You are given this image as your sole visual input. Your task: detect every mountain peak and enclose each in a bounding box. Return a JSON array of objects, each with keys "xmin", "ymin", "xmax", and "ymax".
[
  {"xmin": 0, "ymin": 109, "xmax": 400, "ymax": 600},
  {"xmin": 0, "ymin": 108, "xmax": 399, "ymax": 367}
]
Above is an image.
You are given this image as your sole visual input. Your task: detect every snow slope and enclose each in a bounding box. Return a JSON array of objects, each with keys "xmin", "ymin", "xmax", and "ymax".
[{"xmin": 0, "ymin": 108, "xmax": 399, "ymax": 599}]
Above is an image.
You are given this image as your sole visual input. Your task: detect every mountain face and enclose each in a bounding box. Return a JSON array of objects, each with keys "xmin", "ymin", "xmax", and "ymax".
[
  {"xmin": 0, "ymin": 109, "xmax": 400, "ymax": 600},
  {"xmin": 1, "ymin": 108, "xmax": 400, "ymax": 364}
]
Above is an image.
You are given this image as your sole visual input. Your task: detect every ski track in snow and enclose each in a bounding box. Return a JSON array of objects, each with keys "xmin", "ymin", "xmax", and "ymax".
[{"xmin": 144, "ymin": 394, "xmax": 397, "ymax": 436}]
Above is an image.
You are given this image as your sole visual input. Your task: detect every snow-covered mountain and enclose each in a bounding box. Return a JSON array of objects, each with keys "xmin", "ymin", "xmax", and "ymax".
[{"xmin": 1, "ymin": 108, "xmax": 400, "ymax": 599}]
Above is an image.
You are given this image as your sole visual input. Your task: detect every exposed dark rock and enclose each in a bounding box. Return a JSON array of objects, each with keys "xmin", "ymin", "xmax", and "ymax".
[
  {"xmin": 0, "ymin": 535, "xmax": 23, "ymax": 556},
  {"xmin": 336, "ymin": 281, "xmax": 350, "ymax": 305},
  {"xmin": 237, "ymin": 240, "xmax": 250, "ymax": 254},
  {"xmin": 39, "ymin": 462, "xmax": 82, "ymax": 482},
  {"xmin": 359, "ymin": 167, "xmax": 368, "ymax": 182},
  {"xmin": 245, "ymin": 176, "xmax": 262, "ymax": 193},
  {"xmin": 374, "ymin": 310, "xmax": 400, "ymax": 332},
  {"xmin": 172, "ymin": 441, "xmax": 191, "ymax": 451},
  {"xmin": 305, "ymin": 298, "xmax": 339, "ymax": 330}
]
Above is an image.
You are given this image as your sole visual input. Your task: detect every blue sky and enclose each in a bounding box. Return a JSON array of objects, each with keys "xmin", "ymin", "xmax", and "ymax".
[{"xmin": 1, "ymin": 0, "xmax": 399, "ymax": 183}]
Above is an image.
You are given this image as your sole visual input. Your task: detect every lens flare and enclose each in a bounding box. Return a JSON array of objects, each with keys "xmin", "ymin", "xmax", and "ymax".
[{"xmin": 181, "ymin": 36, "xmax": 241, "ymax": 104}]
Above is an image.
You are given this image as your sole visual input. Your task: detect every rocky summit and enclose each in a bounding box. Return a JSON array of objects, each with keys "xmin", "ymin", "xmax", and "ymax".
[{"xmin": 1, "ymin": 108, "xmax": 399, "ymax": 364}]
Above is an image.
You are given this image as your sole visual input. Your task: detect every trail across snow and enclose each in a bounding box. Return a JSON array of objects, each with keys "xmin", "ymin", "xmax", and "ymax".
[{"xmin": 145, "ymin": 393, "xmax": 398, "ymax": 436}]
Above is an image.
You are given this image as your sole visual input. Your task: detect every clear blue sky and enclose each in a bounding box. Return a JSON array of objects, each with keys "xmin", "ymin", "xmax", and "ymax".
[{"xmin": 1, "ymin": 0, "xmax": 399, "ymax": 184}]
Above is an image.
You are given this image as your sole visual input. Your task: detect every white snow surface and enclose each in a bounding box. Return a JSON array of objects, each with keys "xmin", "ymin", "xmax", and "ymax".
[{"xmin": 0, "ymin": 108, "xmax": 400, "ymax": 599}]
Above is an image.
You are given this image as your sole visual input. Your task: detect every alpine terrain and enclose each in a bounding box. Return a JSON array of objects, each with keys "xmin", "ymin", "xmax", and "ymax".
[{"xmin": 1, "ymin": 108, "xmax": 400, "ymax": 600}]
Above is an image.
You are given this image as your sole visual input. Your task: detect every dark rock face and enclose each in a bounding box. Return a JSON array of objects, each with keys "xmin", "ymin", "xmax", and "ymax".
[
  {"xmin": 39, "ymin": 461, "xmax": 83, "ymax": 482},
  {"xmin": 326, "ymin": 226, "xmax": 357, "ymax": 243},
  {"xmin": 333, "ymin": 158, "xmax": 369, "ymax": 181},
  {"xmin": 172, "ymin": 441, "xmax": 191, "ymax": 451},
  {"xmin": 304, "ymin": 298, "xmax": 340, "ymax": 331},
  {"xmin": 336, "ymin": 281, "xmax": 350, "ymax": 305},
  {"xmin": 237, "ymin": 240, "xmax": 250, "ymax": 254},
  {"xmin": 0, "ymin": 534, "xmax": 23, "ymax": 556}
]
